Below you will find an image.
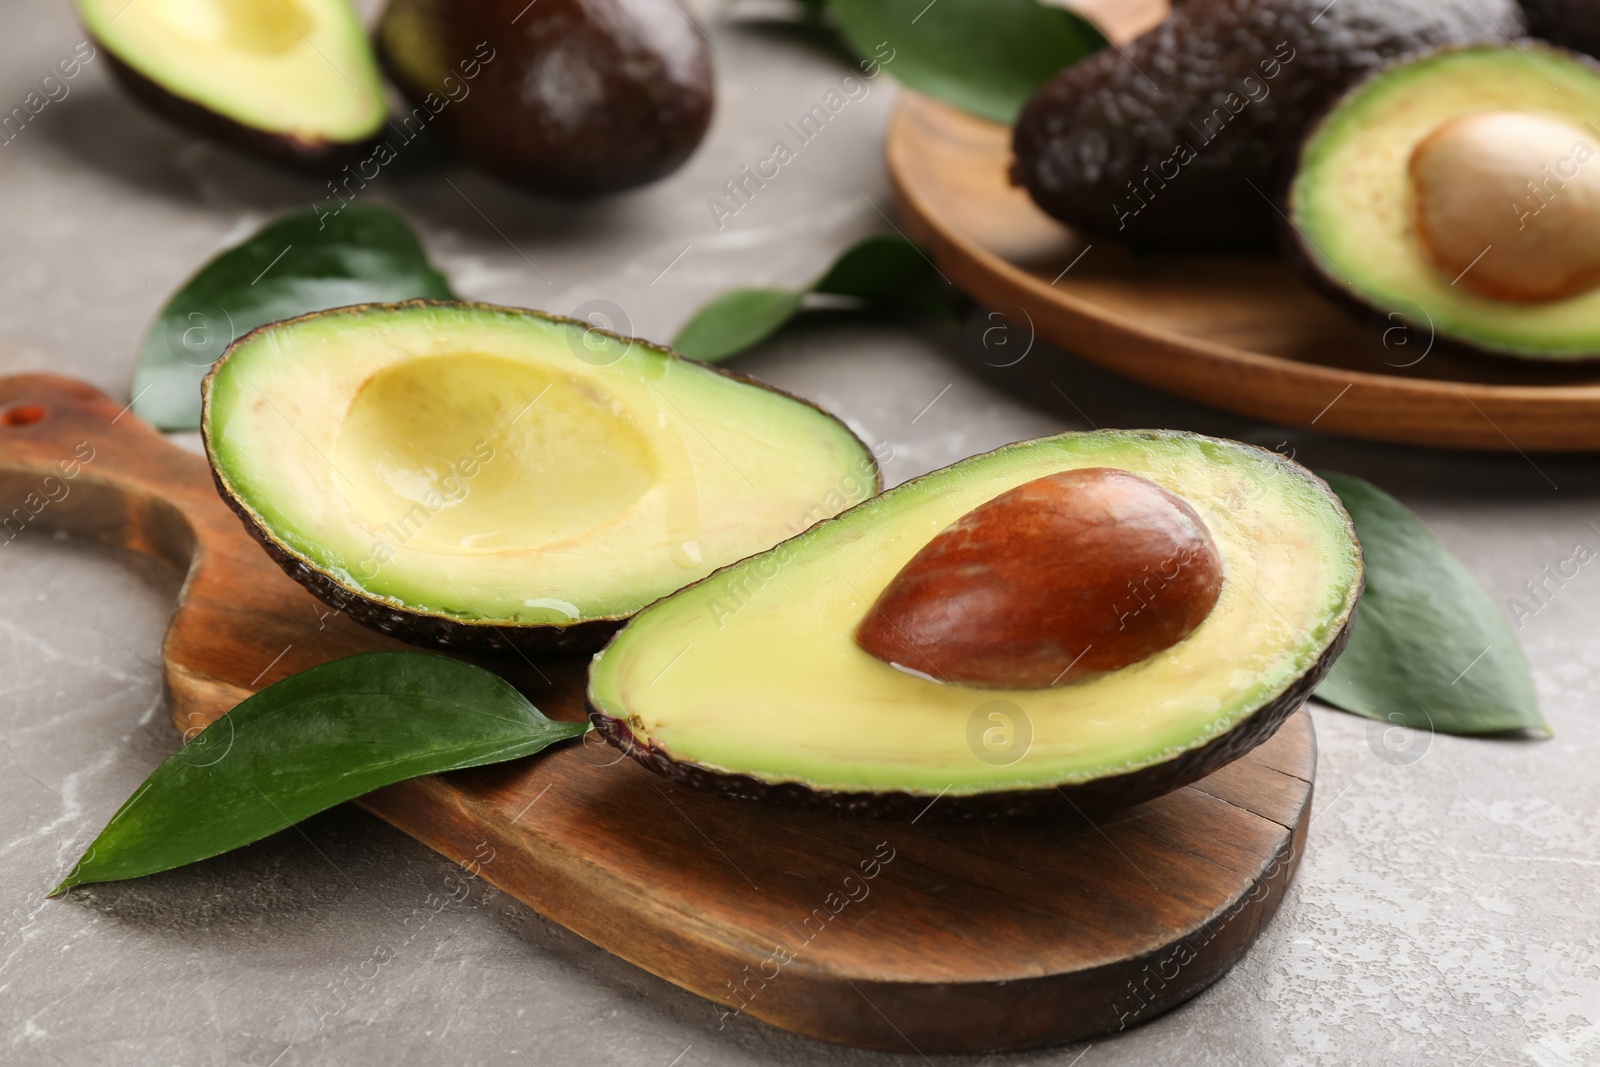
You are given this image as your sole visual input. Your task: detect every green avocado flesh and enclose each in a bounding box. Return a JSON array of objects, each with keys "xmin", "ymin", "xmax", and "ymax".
[
  {"xmin": 77, "ymin": 0, "xmax": 385, "ymax": 149},
  {"xmin": 1290, "ymin": 44, "xmax": 1600, "ymax": 360},
  {"xmin": 590, "ymin": 431, "xmax": 1362, "ymax": 800},
  {"xmin": 203, "ymin": 302, "xmax": 877, "ymax": 633}
]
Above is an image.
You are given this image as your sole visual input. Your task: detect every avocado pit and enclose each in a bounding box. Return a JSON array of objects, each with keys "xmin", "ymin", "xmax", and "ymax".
[
  {"xmin": 855, "ymin": 468, "xmax": 1224, "ymax": 689},
  {"xmin": 1410, "ymin": 110, "xmax": 1600, "ymax": 302}
]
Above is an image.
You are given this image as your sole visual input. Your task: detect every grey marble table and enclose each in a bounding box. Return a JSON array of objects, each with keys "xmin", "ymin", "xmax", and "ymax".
[{"xmin": 2, "ymin": 2, "xmax": 1597, "ymax": 1064}]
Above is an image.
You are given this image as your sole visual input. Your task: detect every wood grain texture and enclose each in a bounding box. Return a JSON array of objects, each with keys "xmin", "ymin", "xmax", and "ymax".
[
  {"xmin": 887, "ymin": 92, "xmax": 1600, "ymax": 452},
  {"xmin": 3, "ymin": 374, "xmax": 1315, "ymax": 1053},
  {"xmin": 1071, "ymin": 0, "xmax": 1170, "ymax": 43}
]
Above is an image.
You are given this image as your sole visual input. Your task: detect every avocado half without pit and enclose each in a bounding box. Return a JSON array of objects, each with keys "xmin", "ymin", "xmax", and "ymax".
[
  {"xmin": 589, "ymin": 431, "xmax": 1363, "ymax": 818},
  {"xmin": 76, "ymin": 0, "xmax": 386, "ymax": 169},
  {"xmin": 202, "ymin": 301, "xmax": 878, "ymax": 655},
  {"xmin": 1289, "ymin": 42, "xmax": 1600, "ymax": 360}
]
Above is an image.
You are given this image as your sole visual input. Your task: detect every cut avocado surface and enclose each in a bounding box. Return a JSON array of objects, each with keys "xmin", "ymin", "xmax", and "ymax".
[
  {"xmin": 1289, "ymin": 43, "xmax": 1600, "ymax": 360},
  {"xmin": 589, "ymin": 431, "xmax": 1362, "ymax": 816},
  {"xmin": 78, "ymin": 0, "xmax": 386, "ymax": 166},
  {"xmin": 203, "ymin": 301, "xmax": 878, "ymax": 654}
]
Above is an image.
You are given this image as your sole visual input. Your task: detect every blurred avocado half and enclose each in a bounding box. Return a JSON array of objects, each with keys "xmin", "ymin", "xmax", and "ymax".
[
  {"xmin": 76, "ymin": 0, "xmax": 386, "ymax": 170},
  {"xmin": 1011, "ymin": 0, "xmax": 1525, "ymax": 251},
  {"xmin": 1289, "ymin": 42, "xmax": 1600, "ymax": 361},
  {"xmin": 377, "ymin": 0, "xmax": 714, "ymax": 195}
]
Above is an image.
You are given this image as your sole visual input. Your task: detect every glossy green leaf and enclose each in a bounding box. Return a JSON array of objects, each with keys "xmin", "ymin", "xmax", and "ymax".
[
  {"xmin": 1314, "ymin": 472, "xmax": 1547, "ymax": 735},
  {"xmin": 672, "ymin": 235, "xmax": 950, "ymax": 363},
  {"xmin": 132, "ymin": 204, "xmax": 456, "ymax": 431},
  {"xmin": 53, "ymin": 652, "xmax": 586, "ymax": 894},
  {"xmin": 827, "ymin": 0, "xmax": 1106, "ymax": 124}
]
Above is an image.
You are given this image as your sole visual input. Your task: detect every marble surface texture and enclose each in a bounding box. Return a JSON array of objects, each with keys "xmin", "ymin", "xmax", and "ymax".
[{"xmin": 1, "ymin": 1, "xmax": 1597, "ymax": 1065}]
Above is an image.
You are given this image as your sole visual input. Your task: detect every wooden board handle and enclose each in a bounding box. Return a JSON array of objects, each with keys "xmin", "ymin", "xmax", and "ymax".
[
  {"xmin": 0, "ymin": 373, "xmax": 398, "ymax": 729},
  {"xmin": 0, "ymin": 374, "xmax": 212, "ymax": 567}
]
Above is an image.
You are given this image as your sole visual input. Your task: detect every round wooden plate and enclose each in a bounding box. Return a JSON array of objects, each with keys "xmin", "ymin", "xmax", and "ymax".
[{"xmin": 886, "ymin": 92, "xmax": 1600, "ymax": 452}]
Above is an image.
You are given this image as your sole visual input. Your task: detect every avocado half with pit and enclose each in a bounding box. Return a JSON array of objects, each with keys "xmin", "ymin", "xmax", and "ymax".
[
  {"xmin": 202, "ymin": 301, "xmax": 879, "ymax": 655},
  {"xmin": 589, "ymin": 431, "xmax": 1363, "ymax": 818},
  {"xmin": 76, "ymin": 0, "xmax": 386, "ymax": 169},
  {"xmin": 1289, "ymin": 42, "xmax": 1600, "ymax": 360}
]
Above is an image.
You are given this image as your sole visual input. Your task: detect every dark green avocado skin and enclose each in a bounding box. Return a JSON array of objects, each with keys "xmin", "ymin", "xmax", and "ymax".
[
  {"xmin": 589, "ymin": 612, "xmax": 1356, "ymax": 821},
  {"xmin": 1523, "ymin": 0, "xmax": 1600, "ymax": 55},
  {"xmin": 1011, "ymin": 0, "xmax": 1524, "ymax": 251},
  {"xmin": 377, "ymin": 0, "xmax": 713, "ymax": 195},
  {"xmin": 214, "ymin": 478, "xmax": 626, "ymax": 657},
  {"xmin": 94, "ymin": 40, "xmax": 377, "ymax": 173}
]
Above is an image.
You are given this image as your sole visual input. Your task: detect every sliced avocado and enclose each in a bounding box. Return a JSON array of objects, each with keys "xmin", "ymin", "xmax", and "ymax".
[
  {"xmin": 376, "ymin": 0, "xmax": 713, "ymax": 195},
  {"xmin": 77, "ymin": 0, "xmax": 386, "ymax": 169},
  {"xmin": 202, "ymin": 301, "xmax": 878, "ymax": 655},
  {"xmin": 589, "ymin": 431, "xmax": 1362, "ymax": 818},
  {"xmin": 1011, "ymin": 0, "xmax": 1524, "ymax": 251},
  {"xmin": 1289, "ymin": 43, "xmax": 1600, "ymax": 360}
]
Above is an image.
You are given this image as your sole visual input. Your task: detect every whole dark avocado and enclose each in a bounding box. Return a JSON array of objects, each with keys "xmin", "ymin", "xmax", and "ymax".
[
  {"xmin": 1523, "ymin": 0, "xmax": 1600, "ymax": 55},
  {"xmin": 377, "ymin": 0, "xmax": 713, "ymax": 195},
  {"xmin": 1011, "ymin": 0, "xmax": 1525, "ymax": 251}
]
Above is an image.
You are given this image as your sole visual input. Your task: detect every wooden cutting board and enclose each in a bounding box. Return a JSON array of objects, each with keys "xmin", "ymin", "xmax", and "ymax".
[{"xmin": 5, "ymin": 374, "xmax": 1316, "ymax": 1053}]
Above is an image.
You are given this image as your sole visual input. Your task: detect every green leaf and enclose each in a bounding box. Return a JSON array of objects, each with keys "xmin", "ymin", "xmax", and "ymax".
[
  {"xmin": 1313, "ymin": 472, "xmax": 1547, "ymax": 736},
  {"xmin": 672, "ymin": 235, "xmax": 949, "ymax": 363},
  {"xmin": 814, "ymin": 233, "xmax": 950, "ymax": 318},
  {"xmin": 53, "ymin": 653, "xmax": 586, "ymax": 894},
  {"xmin": 827, "ymin": 0, "xmax": 1106, "ymax": 124},
  {"xmin": 673, "ymin": 289, "xmax": 806, "ymax": 364},
  {"xmin": 132, "ymin": 204, "xmax": 456, "ymax": 431}
]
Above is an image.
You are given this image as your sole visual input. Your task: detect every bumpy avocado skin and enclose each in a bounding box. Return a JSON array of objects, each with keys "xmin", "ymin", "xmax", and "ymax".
[
  {"xmin": 1012, "ymin": 0, "xmax": 1524, "ymax": 251},
  {"xmin": 1523, "ymin": 0, "xmax": 1600, "ymax": 55},
  {"xmin": 377, "ymin": 0, "xmax": 713, "ymax": 195}
]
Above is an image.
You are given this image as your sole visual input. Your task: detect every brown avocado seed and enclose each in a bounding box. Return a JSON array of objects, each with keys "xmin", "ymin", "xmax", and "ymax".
[
  {"xmin": 855, "ymin": 468, "xmax": 1224, "ymax": 689},
  {"xmin": 1410, "ymin": 110, "xmax": 1600, "ymax": 302}
]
